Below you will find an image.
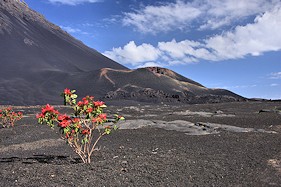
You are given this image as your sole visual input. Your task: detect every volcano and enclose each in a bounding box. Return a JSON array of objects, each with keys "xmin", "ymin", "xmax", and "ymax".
[
  {"xmin": 91, "ymin": 67, "xmax": 245, "ymax": 104},
  {"xmin": 0, "ymin": 0, "xmax": 245, "ymax": 105}
]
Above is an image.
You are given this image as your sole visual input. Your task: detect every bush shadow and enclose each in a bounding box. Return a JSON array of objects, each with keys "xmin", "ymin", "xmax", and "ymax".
[{"xmin": 0, "ymin": 155, "xmax": 81, "ymax": 165}]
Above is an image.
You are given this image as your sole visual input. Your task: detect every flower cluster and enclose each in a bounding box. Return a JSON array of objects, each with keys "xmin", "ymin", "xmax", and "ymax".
[
  {"xmin": 0, "ymin": 107, "xmax": 23, "ymax": 128},
  {"xmin": 37, "ymin": 89, "xmax": 124, "ymax": 163},
  {"xmin": 36, "ymin": 104, "xmax": 59, "ymax": 128}
]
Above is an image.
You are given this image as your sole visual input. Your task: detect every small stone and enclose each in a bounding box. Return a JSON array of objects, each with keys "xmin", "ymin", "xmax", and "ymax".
[
  {"xmin": 121, "ymin": 160, "xmax": 128, "ymax": 167},
  {"xmin": 215, "ymin": 110, "xmax": 224, "ymax": 114}
]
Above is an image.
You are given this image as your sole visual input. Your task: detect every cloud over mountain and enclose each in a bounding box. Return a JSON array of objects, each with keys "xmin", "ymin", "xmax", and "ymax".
[{"xmin": 103, "ymin": 41, "xmax": 161, "ymax": 66}]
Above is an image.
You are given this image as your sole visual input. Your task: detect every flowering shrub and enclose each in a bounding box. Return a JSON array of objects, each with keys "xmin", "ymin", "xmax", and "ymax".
[
  {"xmin": 37, "ymin": 89, "xmax": 124, "ymax": 163},
  {"xmin": 0, "ymin": 107, "xmax": 23, "ymax": 128}
]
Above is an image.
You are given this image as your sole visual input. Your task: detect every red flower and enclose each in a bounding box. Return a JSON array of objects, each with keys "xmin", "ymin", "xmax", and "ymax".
[
  {"xmin": 64, "ymin": 88, "xmax": 72, "ymax": 96},
  {"xmin": 72, "ymin": 118, "xmax": 80, "ymax": 123},
  {"xmin": 36, "ymin": 113, "xmax": 44, "ymax": 119},
  {"xmin": 59, "ymin": 120, "xmax": 70, "ymax": 128},
  {"xmin": 72, "ymin": 118, "xmax": 81, "ymax": 128},
  {"xmin": 83, "ymin": 96, "xmax": 94, "ymax": 100},
  {"xmin": 94, "ymin": 101, "xmax": 105, "ymax": 107},
  {"xmin": 82, "ymin": 96, "xmax": 94, "ymax": 105},
  {"xmin": 76, "ymin": 124, "xmax": 82, "ymax": 129},
  {"xmin": 82, "ymin": 129, "xmax": 90, "ymax": 135},
  {"xmin": 83, "ymin": 100, "xmax": 89, "ymax": 105},
  {"xmin": 42, "ymin": 104, "xmax": 58, "ymax": 115},
  {"xmin": 99, "ymin": 113, "xmax": 107, "ymax": 120},
  {"xmin": 92, "ymin": 117, "xmax": 101, "ymax": 123},
  {"xmin": 86, "ymin": 107, "xmax": 93, "ymax": 113},
  {"xmin": 92, "ymin": 113, "xmax": 107, "ymax": 123},
  {"xmin": 77, "ymin": 101, "xmax": 84, "ymax": 106},
  {"xmin": 58, "ymin": 114, "xmax": 70, "ymax": 121}
]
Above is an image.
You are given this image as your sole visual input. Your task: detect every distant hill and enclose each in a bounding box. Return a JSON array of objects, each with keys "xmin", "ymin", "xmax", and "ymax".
[
  {"xmin": 0, "ymin": 0, "xmax": 246, "ymax": 105},
  {"xmin": 93, "ymin": 67, "xmax": 246, "ymax": 104}
]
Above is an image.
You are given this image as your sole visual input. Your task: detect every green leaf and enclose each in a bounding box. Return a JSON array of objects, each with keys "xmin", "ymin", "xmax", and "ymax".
[
  {"xmin": 100, "ymin": 104, "xmax": 107, "ymax": 108},
  {"xmin": 71, "ymin": 94, "xmax": 77, "ymax": 99},
  {"xmin": 82, "ymin": 137, "xmax": 88, "ymax": 144},
  {"xmin": 105, "ymin": 128, "xmax": 111, "ymax": 135},
  {"xmin": 63, "ymin": 127, "xmax": 70, "ymax": 134},
  {"xmin": 113, "ymin": 125, "xmax": 118, "ymax": 130}
]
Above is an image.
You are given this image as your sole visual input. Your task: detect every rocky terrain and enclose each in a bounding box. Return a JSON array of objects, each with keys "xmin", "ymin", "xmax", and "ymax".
[
  {"xmin": 1, "ymin": 101, "xmax": 281, "ymax": 186},
  {"xmin": 1, "ymin": 1, "xmax": 280, "ymax": 186}
]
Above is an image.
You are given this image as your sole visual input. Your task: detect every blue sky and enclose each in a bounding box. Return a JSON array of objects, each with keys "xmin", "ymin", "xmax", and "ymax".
[{"xmin": 24, "ymin": 0, "xmax": 281, "ymax": 99}]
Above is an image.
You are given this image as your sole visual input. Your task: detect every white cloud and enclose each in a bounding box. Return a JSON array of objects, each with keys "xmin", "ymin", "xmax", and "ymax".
[
  {"xmin": 82, "ymin": 23, "xmax": 94, "ymax": 27},
  {"xmin": 122, "ymin": 0, "xmax": 280, "ymax": 33},
  {"xmin": 48, "ymin": 0, "xmax": 100, "ymax": 6},
  {"xmin": 136, "ymin": 62, "xmax": 164, "ymax": 68},
  {"xmin": 103, "ymin": 41, "xmax": 161, "ymax": 66},
  {"xmin": 105, "ymin": 6, "xmax": 281, "ymax": 68},
  {"xmin": 158, "ymin": 39, "xmax": 216, "ymax": 61},
  {"xmin": 60, "ymin": 26, "xmax": 81, "ymax": 33},
  {"xmin": 205, "ymin": 5, "xmax": 281, "ymax": 60},
  {"xmin": 60, "ymin": 26, "xmax": 89, "ymax": 35},
  {"xmin": 198, "ymin": 0, "xmax": 279, "ymax": 30},
  {"xmin": 270, "ymin": 83, "xmax": 279, "ymax": 87},
  {"xmin": 123, "ymin": 1, "xmax": 201, "ymax": 34},
  {"xmin": 222, "ymin": 85, "xmax": 257, "ymax": 89},
  {"xmin": 270, "ymin": 72, "xmax": 281, "ymax": 79}
]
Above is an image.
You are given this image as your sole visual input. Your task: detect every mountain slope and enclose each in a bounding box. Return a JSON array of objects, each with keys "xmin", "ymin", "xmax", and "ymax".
[
  {"xmin": 0, "ymin": 0, "xmax": 127, "ymax": 72},
  {"xmin": 0, "ymin": 0, "xmax": 127, "ymax": 105}
]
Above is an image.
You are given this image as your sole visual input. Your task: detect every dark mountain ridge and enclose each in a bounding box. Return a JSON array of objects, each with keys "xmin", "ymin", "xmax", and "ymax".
[
  {"xmin": 0, "ymin": 0, "xmax": 126, "ymax": 72},
  {"xmin": 0, "ymin": 0, "xmax": 246, "ymax": 105}
]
